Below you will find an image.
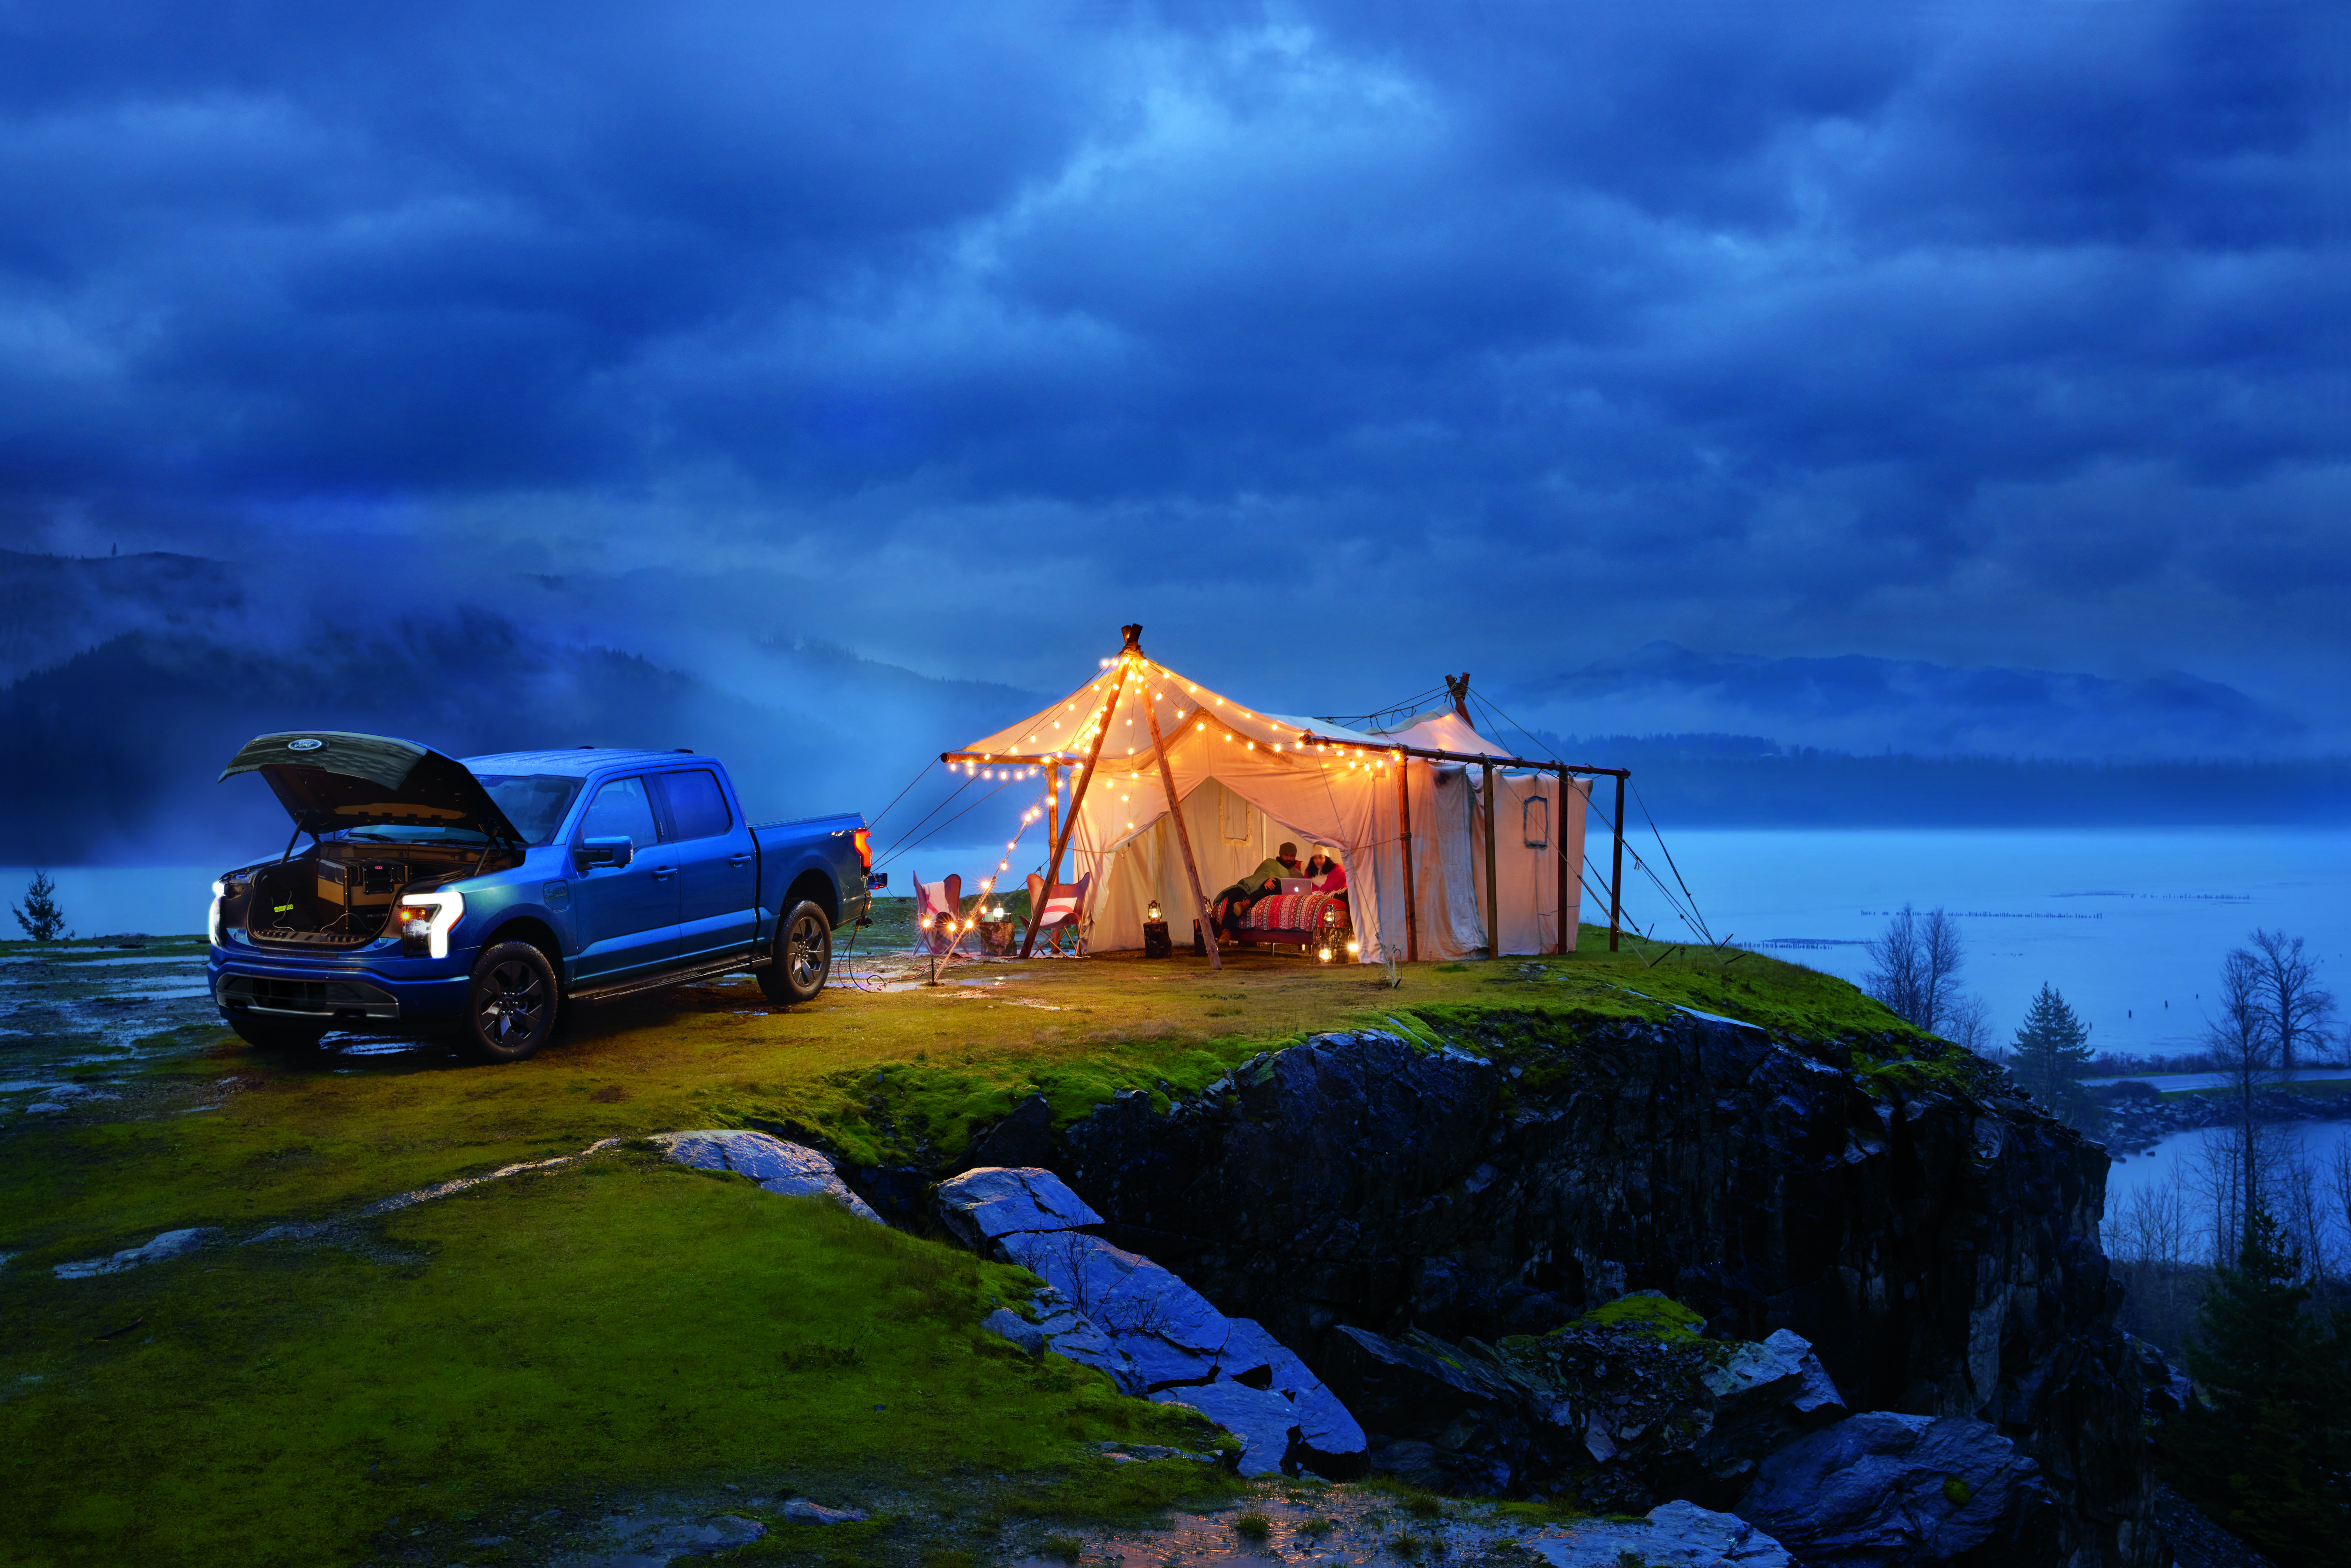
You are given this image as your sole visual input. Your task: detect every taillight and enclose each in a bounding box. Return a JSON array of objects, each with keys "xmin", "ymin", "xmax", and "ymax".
[{"xmin": 852, "ymin": 828, "xmax": 872, "ymax": 870}]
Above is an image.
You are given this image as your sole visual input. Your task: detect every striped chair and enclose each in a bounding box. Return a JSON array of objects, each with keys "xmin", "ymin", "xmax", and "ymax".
[
  {"xmin": 1024, "ymin": 871, "xmax": 1093, "ymax": 955},
  {"xmin": 913, "ymin": 871, "xmax": 963, "ymax": 955}
]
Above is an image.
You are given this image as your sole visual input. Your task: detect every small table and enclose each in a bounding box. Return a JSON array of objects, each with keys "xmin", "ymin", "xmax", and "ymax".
[{"xmin": 1142, "ymin": 920, "xmax": 1171, "ymax": 958}]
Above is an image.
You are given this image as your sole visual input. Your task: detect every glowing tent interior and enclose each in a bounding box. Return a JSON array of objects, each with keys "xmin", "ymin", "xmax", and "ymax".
[{"xmin": 941, "ymin": 626, "xmax": 1627, "ymax": 963}]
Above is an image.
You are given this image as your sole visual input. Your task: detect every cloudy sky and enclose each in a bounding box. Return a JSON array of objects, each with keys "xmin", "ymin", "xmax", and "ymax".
[{"xmin": 1, "ymin": 0, "xmax": 2342, "ymax": 731}]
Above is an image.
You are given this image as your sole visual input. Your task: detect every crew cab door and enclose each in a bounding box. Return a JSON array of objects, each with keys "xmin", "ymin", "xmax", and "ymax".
[
  {"xmin": 652, "ymin": 767, "xmax": 758, "ymax": 964},
  {"xmin": 568, "ymin": 774, "xmax": 680, "ymax": 981}
]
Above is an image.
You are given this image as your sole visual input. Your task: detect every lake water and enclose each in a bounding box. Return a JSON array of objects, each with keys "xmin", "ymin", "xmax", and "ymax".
[{"xmin": 10, "ymin": 827, "xmax": 2347, "ymax": 1057}]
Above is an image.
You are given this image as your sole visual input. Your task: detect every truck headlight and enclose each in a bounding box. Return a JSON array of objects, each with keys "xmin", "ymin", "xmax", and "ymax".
[
  {"xmin": 209, "ymin": 880, "xmax": 225, "ymax": 946},
  {"xmin": 394, "ymin": 890, "xmax": 466, "ymax": 959}
]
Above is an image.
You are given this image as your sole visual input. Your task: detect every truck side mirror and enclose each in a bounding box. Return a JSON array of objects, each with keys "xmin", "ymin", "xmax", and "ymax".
[{"xmin": 578, "ymin": 835, "xmax": 635, "ymax": 870}]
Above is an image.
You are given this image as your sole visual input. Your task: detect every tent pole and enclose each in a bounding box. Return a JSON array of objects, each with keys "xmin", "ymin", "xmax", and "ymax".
[
  {"xmin": 1140, "ymin": 660, "xmax": 1219, "ymax": 971},
  {"xmin": 1396, "ymin": 757, "xmax": 1418, "ymax": 963},
  {"xmin": 1609, "ymin": 772, "xmax": 1626, "ymax": 952},
  {"xmin": 1021, "ymin": 635, "xmax": 1133, "ymax": 958},
  {"xmin": 1482, "ymin": 760, "xmax": 1499, "ymax": 959},
  {"xmin": 1554, "ymin": 770, "xmax": 1569, "ymax": 956},
  {"xmin": 1048, "ymin": 763, "xmax": 1059, "ymax": 868}
]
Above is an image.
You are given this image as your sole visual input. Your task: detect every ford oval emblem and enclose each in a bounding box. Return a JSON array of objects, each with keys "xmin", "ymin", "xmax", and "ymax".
[{"xmin": 287, "ymin": 737, "xmax": 325, "ymax": 752}]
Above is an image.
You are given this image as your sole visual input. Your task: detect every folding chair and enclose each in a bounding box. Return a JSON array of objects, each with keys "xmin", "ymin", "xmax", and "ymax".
[
  {"xmin": 1025, "ymin": 871, "xmax": 1093, "ymax": 955},
  {"xmin": 913, "ymin": 871, "xmax": 963, "ymax": 955}
]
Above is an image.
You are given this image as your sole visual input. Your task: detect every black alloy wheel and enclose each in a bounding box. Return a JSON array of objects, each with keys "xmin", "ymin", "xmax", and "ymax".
[
  {"xmin": 465, "ymin": 941, "xmax": 560, "ymax": 1062},
  {"xmin": 224, "ymin": 1012, "xmax": 329, "ymax": 1052},
  {"xmin": 758, "ymin": 900, "xmax": 832, "ymax": 1006}
]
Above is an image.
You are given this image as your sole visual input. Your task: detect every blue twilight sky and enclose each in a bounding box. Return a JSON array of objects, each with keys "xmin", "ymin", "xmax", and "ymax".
[{"xmin": 0, "ymin": 0, "xmax": 2344, "ymax": 739}]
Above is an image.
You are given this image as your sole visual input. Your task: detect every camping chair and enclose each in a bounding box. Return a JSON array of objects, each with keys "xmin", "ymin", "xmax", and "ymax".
[
  {"xmin": 913, "ymin": 871, "xmax": 962, "ymax": 956},
  {"xmin": 1025, "ymin": 871, "xmax": 1093, "ymax": 955}
]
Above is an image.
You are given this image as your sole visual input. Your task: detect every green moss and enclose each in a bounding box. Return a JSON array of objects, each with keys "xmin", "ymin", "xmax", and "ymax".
[
  {"xmin": 0, "ymin": 1156, "xmax": 1221, "ymax": 1565},
  {"xmin": 1943, "ymin": 1477, "xmax": 1974, "ymax": 1506},
  {"xmin": 1569, "ymin": 1293, "xmax": 1708, "ymax": 1346}
]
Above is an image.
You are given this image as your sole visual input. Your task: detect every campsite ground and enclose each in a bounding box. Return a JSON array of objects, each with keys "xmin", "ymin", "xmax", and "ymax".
[{"xmin": 0, "ymin": 921, "xmax": 1919, "ymax": 1567}]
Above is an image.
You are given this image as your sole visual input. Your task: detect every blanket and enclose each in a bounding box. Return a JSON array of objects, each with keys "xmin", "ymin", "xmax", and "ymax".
[{"xmin": 1243, "ymin": 891, "xmax": 1349, "ymax": 933}]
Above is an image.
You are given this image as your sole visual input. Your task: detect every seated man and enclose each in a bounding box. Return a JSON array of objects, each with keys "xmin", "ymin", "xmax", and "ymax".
[{"xmin": 1216, "ymin": 843, "xmax": 1304, "ymax": 934}]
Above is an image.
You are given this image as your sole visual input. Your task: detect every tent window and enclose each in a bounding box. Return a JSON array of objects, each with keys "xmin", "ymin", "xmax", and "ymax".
[
  {"xmin": 1220, "ymin": 788, "xmax": 1251, "ymax": 844},
  {"xmin": 1522, "ymin": 794, "xmax": 1549, "ymax": 849}
]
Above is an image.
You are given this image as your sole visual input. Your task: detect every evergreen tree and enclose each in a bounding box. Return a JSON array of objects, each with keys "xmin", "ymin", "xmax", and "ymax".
[
  {"xmin": 10, "ymin": 869, "xmax": 67, "ymax": 942},
  {"xmin": 2160, "ymin": 1198, "xmax": 2351, "ymax": 1567},
  {"xmin": 2009, "ymin": 983, "xmax": 2096, "ymax": 1129}
]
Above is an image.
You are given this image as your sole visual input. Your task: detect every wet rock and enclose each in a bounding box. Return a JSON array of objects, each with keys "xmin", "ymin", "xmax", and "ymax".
[
  {"xmin": 1526, "ymin": 1498, "xmax": 1794, "ymax": 1567},
  {"xmin": 777, "ymin": 1497, "xmax": 868, "ymax": 1524},
  {"xmin": 934, "ymin": 1164, "xmax": 1102, "ymax": 1248},
  {"xmin": 53, "ymin": 1226, "xmax": 218, "ymax": 1279},
  {"xmin": 553, "ymin": 1512, "xmax": 766, "ymax": 1567},
  {"xmin": 652, "ymin": 1131, "xmax": 882, "ymax": 1222},
  {"xmin": 1735, "ymin": 1411, "xmax": 2062, "ymax": 1566}
]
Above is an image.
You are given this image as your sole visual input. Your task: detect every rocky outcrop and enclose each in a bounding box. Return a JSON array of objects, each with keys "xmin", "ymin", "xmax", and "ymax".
[
  {"xmin": 940, "ymin": 1165, "xmax": 1367, "ymax": 1477},
  {"xmin": 1030, "ymin": 1020, "xmax": 2155, "ymax": 1567}
]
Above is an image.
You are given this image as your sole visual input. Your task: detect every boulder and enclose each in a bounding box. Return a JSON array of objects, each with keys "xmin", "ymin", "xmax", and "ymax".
[
  {"xmin": 652, "ymin": 1132, "xmax": 881, "ymax": 1222},
  {"xmin": 935, "ymin": 1165, "xmax": 1102, "ymax": 1249},
  {"xmin": 1526, "ymin": 1498, "xmax": 1793, "ymax": 1567},
  {"xmin": 1734, "ymin": 1411, "xmax": 2063, "ymax": 1566},
  {"xmin": 948, "ymin": 1166, "xmax": 1367, "ymax": 1479}
]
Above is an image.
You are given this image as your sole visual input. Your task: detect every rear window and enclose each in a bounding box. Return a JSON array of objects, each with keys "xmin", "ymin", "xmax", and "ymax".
[
  {"xmin": 654, "ymin": 770, "xmax": 733, "ymax": 841},
  {"xmin": 476, "ymin": 774, "xmax": 586, "ymax": 846}
]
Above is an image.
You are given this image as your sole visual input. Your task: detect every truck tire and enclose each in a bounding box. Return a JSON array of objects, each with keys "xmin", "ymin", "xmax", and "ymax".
[
  {"xmin": 463, "ymin": 941, "xmax": 561, "ymax": 1062},
  {"xmin": 225, "ymin": 1012, "xmax": 328, "ymax": 1052},
  {"xmin": 758, "ymin": 900, "xmax": 832, "ymax": 1006}
]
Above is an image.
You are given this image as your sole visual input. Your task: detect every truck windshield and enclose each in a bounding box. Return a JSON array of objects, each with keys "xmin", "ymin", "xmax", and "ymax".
[{"xmin": 475, "ymin": 774, "xmax": 586, "ymax": 846}]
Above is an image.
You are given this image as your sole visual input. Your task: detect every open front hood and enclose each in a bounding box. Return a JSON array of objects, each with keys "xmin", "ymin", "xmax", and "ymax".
[{"xmin": 220, "ymin": 731, "xmax": 524, "ymax": 842}]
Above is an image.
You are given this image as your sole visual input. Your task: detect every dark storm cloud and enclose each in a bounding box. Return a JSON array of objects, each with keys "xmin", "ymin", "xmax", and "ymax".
[{"xmin": 0, "ymin": 0, "xmax": 2342, "ymax": 730}]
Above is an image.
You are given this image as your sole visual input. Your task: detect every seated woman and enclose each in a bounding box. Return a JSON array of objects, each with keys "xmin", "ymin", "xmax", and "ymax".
[{"xmin": 1303, "ymin": 848, "xmax": 1340, "ymax": 881}]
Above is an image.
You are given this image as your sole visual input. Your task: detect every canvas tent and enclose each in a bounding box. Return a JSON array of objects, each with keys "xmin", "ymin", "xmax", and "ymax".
[{"xmin": 944, "ymin": 626, "xmax": 1624, "ymax": 963}]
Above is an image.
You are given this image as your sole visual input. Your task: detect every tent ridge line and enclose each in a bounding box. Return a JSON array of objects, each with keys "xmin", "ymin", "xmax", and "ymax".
[{"xmin": 1291, "ymin": 732, "xmax": 1629, "ymax": 778}]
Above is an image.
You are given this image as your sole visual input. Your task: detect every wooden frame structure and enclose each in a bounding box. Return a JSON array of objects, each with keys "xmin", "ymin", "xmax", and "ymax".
[{"xmin": 1292, "ymin": 731, "xmax": 1631, "ymax": 956}]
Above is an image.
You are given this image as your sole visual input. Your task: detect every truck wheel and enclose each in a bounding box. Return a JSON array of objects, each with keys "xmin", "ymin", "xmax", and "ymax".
[
  {"xmin": 224, "ymin": 1013, "xmax": 328, "ymax": 1052},
  {"xmin": 464, "ymin": 941, "xmax": 560, "ymax": 1062},
  {"xmin": 758, "ymin": 900, "xmax": 832, "ymax": 1006}
]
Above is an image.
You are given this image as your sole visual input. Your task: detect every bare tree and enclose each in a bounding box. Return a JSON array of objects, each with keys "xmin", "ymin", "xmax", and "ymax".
[
  {"xmin": 1943, "ymin": 993, "xmax": 1996, "ymax": 1058},
  {"xmin": 2208, "ymin": 947, "xmax": 2282, "ymax": 1258},
  {"xmin": 1867, "ymin": 905, "xmax": 1967, "ymax": 1033},
  {"xmin": 2245, "ymin": 928, "xmax": 2335, "ymax": 1077},
  {"xmin": 2110, "ymin": 1163, "xmax": 2194, "ymax": 1340},
  {"xmin": 2331, "ymin": 1140, "xmax": 2351, "ymax": 1289}
]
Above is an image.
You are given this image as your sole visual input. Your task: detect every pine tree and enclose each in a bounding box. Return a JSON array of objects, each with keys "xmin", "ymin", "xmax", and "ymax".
[
  {"xmin": 10, "ymin": 869, "xmax": 67, "ymax": 942},
  {"xmin": 2009, "ymin": 983, "xmax": 2095, "ymax": 1130},
  {"xmin": 2160, "ymin": 1198, "xmax": 2351, "ymax": 1567}
]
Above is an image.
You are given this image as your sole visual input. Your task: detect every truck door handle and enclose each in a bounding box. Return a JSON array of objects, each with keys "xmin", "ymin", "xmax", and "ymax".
[
  {"xmin": 650, "ymin": 866, "xmax": 677, "ymax": 881},
  {"xmin": 728, "ymin": 853, "xmax": 752, "ymax": 867}
]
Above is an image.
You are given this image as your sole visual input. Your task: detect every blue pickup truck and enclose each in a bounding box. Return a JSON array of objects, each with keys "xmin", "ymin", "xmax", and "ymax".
[{"xmin": 205, "ymin": 732, "xmax": 879, "ymax": 1060}]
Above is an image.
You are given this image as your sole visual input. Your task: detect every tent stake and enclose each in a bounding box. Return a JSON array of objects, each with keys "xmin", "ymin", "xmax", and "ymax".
[
  {"xmin": 1140, "ymin": 653, "xmax": 1219, "ymax": 971},
  {"xmin": 1482, "ymin": 761, "xmax": 1500, "ymax": 959},
  {"xmin": 1020, "ymin": 628, "xmax": 1134, "ymax": 958},
  {"xmin": 1396, "ymin": 757, "xmax": 1418, "ymax": 963}
]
